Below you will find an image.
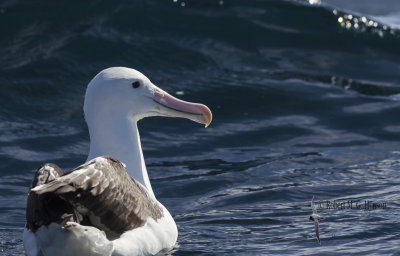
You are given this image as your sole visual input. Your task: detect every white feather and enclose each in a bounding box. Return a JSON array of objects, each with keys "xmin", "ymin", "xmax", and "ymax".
[{"xmin": 32, "ymin": 223, "xmax": 113, "ymax": 256}]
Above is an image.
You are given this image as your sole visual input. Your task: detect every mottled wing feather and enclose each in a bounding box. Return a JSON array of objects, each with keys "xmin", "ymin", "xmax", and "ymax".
[
  {"xmin": 31, "ymin": 156, "xmax": 163, "ymax": 236},
  {"xmin": 26, "ymin": 164, "xmax": 77, "ymax": 232}
]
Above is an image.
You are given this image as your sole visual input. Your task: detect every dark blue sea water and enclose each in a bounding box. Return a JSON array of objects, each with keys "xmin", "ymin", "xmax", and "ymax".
[{"xmin": 1, "ymin": 0, "xmax": 400, "ymax": 255}]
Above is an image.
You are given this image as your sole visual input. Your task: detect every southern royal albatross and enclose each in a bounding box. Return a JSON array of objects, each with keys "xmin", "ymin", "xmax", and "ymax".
[{"xmin": 23, "ymin": 67, "xmax": 212, "ymax": 256}]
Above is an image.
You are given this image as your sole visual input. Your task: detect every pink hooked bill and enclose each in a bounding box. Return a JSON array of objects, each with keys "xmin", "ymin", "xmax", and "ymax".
[{"xmin": 152, "ymin": 89, "xmax": 212, "ymax": 127}]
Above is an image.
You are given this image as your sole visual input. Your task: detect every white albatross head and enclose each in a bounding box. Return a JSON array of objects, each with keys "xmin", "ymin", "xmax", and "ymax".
[
  {"xmin": 83, "ymin": 67, "xmax": 212, "ymax": 193},
  {"xmin": 84, "ymin": 67, "xmax": 212, "ymax": 127}
]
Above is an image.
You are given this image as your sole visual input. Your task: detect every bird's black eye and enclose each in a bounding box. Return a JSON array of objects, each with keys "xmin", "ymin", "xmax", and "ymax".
[{"xmin": 132, "ymin": 81, "xmax": 140, "ymax": 88}]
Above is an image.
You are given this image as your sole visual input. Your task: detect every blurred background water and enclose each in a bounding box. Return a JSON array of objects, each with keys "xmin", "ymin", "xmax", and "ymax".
[{"xmin": 1, "ymin": 0, "xmax": 400, "ymax": 255}]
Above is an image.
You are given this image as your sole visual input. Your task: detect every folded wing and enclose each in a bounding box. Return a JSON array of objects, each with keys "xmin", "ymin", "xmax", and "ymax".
[{"xmin": 28, "ymin": 156, "xmax": 163, "ymax": 238}]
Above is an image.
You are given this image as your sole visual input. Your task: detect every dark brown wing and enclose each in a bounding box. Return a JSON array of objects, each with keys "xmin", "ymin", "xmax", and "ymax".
[
  {"xmin": 26, "ymin": 164, "xmax": 78, "ymax": 232},
  {"xmin": 30, "ymin": 156, "xmax": 163, "ymax": 237}
]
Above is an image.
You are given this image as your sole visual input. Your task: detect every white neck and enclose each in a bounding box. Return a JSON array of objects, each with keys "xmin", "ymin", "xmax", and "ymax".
[{"xmin": 86, "ymin": 112, "xmax": 154, "ymax": 197}]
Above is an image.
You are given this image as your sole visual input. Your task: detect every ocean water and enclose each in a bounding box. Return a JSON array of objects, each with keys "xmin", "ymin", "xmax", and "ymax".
[{"xmin": 1, "ymin": 0, "xmax": 400, "ymax": 255}]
